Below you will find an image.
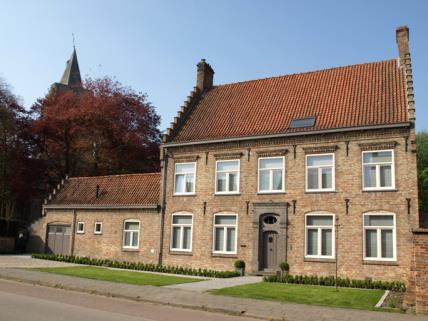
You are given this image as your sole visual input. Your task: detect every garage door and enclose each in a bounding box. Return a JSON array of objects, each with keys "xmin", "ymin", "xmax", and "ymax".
[{"xmin": 46, "ymin": 225, "xmax": 71, "ymax": 255}]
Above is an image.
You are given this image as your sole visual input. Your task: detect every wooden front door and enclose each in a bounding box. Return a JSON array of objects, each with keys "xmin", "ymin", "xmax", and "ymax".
[
  {"xmin": 262, "ymin": 231, "xmax": 278, "ymax": 269},
  {"xmin": 46, "ymin": 225, "xmax": 71, "ymax": 255}
]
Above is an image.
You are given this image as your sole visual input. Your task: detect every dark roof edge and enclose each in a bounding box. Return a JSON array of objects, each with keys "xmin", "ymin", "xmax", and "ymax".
[
  {"xmin": 163, "ymin": 123, "xmax": 411, "ymax": 148},
  {"xmin": 43, "ymin": 204, "xmax": 159, "ymax": 210}
]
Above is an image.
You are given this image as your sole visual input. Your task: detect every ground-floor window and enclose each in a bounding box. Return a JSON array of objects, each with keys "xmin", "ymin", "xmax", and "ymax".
[
  {"xmin": 94, "ymin": 222, "xmax": 102, "ymax": 235},
  {"xmin": 213, "ymin": 213, "xmax": 237, "ymax": 254},
  {"xmin": 123, "ymin": 220, "xmax": 140, "ymax": 249},
  {"xmin": 171, "ymin": 213, "xmax": 193, "ymax": 251},
  {"xmin": 76, "ymin": 222, "xmax": 85, "ymax": 234},
  {"xmin": 305, "ymin": 214, "xmax": 335, "ymax": 258},
  {"xmin": 363, "ymin": 212, "xmax": 396, "ymax": 261}
]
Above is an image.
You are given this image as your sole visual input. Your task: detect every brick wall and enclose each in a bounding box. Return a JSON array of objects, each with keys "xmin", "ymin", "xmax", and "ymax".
[{"xmin": 162, "ymin": 127, "xmax": 419, "ymax": 281}]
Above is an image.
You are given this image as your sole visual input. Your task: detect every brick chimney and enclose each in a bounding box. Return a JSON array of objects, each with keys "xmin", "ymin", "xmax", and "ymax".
[
  {"xmin": 196, "ymin": 59, "xmax": 214, "ymax": 91},
  {"xmin": 396, "ymin": 26, "xmax": 409, "ymax": 61}
]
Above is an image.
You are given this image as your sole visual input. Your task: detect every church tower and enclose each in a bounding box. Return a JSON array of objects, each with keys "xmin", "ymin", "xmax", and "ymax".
[{"xmin": 51, "ymin": 48, "xmax": 83, "ymax": 93}]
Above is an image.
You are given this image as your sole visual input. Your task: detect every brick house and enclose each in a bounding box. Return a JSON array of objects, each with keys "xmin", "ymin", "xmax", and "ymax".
[{"xmin": 31, "ymin": 26, "xmax": 421, "ymax": 285}]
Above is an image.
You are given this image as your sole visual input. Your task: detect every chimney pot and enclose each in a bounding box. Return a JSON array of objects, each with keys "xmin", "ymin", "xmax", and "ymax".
[{"xmin": 196, "ymin": 59, "xmax": 214, "ymax": 91}]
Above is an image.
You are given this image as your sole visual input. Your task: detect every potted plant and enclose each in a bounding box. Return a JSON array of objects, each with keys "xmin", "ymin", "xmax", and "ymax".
[
  {"xmin": 279, "ymin": 261, "xmax": 290, "ymax": 278},
  {"xmin": 234, "ymin": 260, "xmax": 246, "ymax": 276}
]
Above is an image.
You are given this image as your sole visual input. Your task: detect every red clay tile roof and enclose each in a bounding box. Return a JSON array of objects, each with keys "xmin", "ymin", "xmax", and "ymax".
[
  {"xmin": 170, "ymin": 59, "xmax": 407, "ymax": 143},
  {"xmin": 48, "ymin": 173, "xmax": 160, "ymax": 206}
]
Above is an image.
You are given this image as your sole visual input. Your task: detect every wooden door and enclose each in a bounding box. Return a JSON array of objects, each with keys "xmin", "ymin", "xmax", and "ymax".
[{"xmin": 262, "ymin": 231, "xmax": 278, "ymax": 269}]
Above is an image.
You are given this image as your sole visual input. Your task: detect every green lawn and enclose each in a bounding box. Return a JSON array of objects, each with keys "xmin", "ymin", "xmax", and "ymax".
[
  {"xmin": 211, "ymin": 282, "xmax": 385, "ymax": 311},
  {"xmin": 33, "ymin": 266, "xmax": 203, "ymax": 286}
]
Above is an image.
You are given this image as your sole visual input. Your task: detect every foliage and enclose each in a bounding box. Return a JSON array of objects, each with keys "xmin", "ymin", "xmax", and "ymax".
[
  {"xmin": 234, "ymin": 260, "xmax": 245, "ymax": 269},
  {"xmin": 263, "ymin": 274, "xmax": 406, "ymax": 292},
  {"xmin": 279, "ymin": 261, "xmax": 289, "ymax": 271},
  {"xmin": 211, "ymin": 282, "xmax": 384, "ymax": 311},
  {"xmin": 417, "ymin": 131, "xmax": 428, "ymax": 212},
  {"xmin": 34, "ymin": 266, "xmax": 202, "ymax": 286},
  {"xmin": 31, "ymin": 77, "xmax": 161, "ymax": 187},
  {"xmin": 32, "ymin": 253, "xmax": 239, "ymax": 278}
]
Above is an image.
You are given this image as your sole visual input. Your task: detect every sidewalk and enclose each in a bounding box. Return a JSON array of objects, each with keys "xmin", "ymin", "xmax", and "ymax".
[{"xmin": 0, "ymin": 268, "xmax": 425, "ymax": 321}]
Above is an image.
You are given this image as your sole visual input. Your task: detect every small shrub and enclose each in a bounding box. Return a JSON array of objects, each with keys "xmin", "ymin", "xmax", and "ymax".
[
  {"xmin": 279, "ymin": 261, "xmax": 289, "ymax": 272},
  {"xmin": 234, "ymin": 260, "xmax": 245, "ymax": 269}
]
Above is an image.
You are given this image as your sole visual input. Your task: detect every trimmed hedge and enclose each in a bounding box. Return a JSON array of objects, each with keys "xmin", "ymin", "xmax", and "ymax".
[
  {"xmin": 32, "ymin": 253, "xmax": 239, "ymax": 278},
  {"xmin": 264, "ymin": 274, "xmax": 406, "ymax": 292}
]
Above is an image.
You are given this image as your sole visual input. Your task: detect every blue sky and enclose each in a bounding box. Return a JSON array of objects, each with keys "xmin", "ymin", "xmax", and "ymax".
[{"xmin": 0, "ymin": 0, "xmax": 427, "ymax": 131}]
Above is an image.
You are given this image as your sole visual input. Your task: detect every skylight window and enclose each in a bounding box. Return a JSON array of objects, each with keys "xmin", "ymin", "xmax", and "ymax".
[{"xmin": 290, "ymin": 117, "xmax": 316, "ymax": 129}]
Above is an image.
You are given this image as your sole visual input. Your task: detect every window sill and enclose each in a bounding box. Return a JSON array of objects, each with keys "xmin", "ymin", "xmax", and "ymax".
[
  {"xmin": 305, "ymin": 191, "xmax": 336, "ymax": 194},
  {"xmin": 362, "ymin": 189, "xmax": 398, "ymax": 193},
  {"xmin": 169, "ymin": 250, "xmax": 192, "ymax": 256},
  {"xmin": 363, "ymin": 260, "xmax": 398, "ymax": 266},
  {"xmin": 257, "ymin": 192, "xmax": 287, "ymax": 195},
  {"xmin": 173, "ymin": 194, "xmax": 196, "ymax": 197},
  {"xmin": 304, "ymin": 257, "xmax": 335, "ymax": 263},
  {"xmin": 212, "ymin": 253, "xmax": 238, "ymax": 258},
  {"xmin": 214, "ymin": 193, "xmax": 241, "ymax": 196},
  {"xmin": 122, "ymin": 248, "xmax": 140, "ymax": 252}
]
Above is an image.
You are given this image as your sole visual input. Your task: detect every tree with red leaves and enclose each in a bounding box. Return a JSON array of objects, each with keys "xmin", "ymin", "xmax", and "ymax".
[{"xmin": 31, "ymin": 77, "xmax": 161, "ymax": 186}]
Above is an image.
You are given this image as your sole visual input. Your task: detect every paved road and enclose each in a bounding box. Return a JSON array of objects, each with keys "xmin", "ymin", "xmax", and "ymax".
[{"xmin": 0, "ymin": 279, "xmax": 260, "ymax": 321}]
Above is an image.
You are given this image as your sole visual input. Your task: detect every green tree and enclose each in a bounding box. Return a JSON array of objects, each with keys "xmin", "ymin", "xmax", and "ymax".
[{"xmin": 417, "ymin": 131, "xmax": 428, "ymax": 212}]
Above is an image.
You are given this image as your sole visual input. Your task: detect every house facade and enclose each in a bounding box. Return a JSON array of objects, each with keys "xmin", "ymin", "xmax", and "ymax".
[{"xmin": 31, "ymin": 26, "xmax": 421, "ymax": 285}]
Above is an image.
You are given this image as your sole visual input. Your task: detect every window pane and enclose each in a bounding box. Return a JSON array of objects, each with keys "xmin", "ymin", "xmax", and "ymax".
[
  {"xmin": 176, "ymin": 163, "xmax": 195, "ymax": 173},
  {"xmin": 307, "ymin": 229, "xmax": 318, "ymax": 255},
  {"xmin": 272, "ymin": 169, "xmax": 283, "ymax": 190},
  {"xmin": 321, "ymin": 229, "xmax": 332, "ymax": 256},
  {"xmin": 95, "ymin": 224, "xmax": 101, "ymax": 232},
  {"xmin": 380, "ymin": 165, "xmax": 392, "ymax": 187},
  {"xmin": 229, "ymin": 173, "xmax": 238, "ymax": 192},
  {"xmin": 175, "ymin": 174, "xmax": 185, "ymax": 193},
  {"xmin": 185, "ymin": 174, "xmax": 194, "ymax": 192},
  {"xmin": 226, "ymin": 228, "xmax": 236, "ymax": 252},
  {"xmin": 259, "ymin": 170, "xmax": 270, "ymax": 191},
  {"xmin": 260, "ymin": 158, "xmax": 283, "ymax": 169},
  {"xmin": 365, "ymin": 229, "xmax": 378, "ymax": 258},
  {"xmin": 124, "ymin": 231, "xmax": 131, "ymax": 246},
  {"xmin": 381, "ymin": 229, "xmax": 393, "ymax": 258},
  {"xmin": 307, "ymin": 168, "xmax": 318, "ymax": 189},
  {"xmin": 363, "ymin": 151, "xmax": 392, "ymax": 164},
  {"xmin": 131, "ymin": 232, "xmax": 138, "ymax": 247},
  {"xmin": 307, "ymin": 155, "xmax": 333, "ymax": 167},
  {"xmin": 364, "ymin": 215, "xmax": 394, "ymax": 227},
  {"xmin": 215, "ymin": 215, "xmax": 236, "ymax": 225},
  {"xmin": 363, "ymin": 165, "xmax": 376, "ymax": 188},
  {"xmin": 173, "ymin": 215, "xmax": 192, "ymax": 225},
  {"xmin": 217, "ymin": 160, "xmax": 239, "ymax": 171},
  {"xmin": 183, "ymin": 226, "xmax": 192, "ymax": 250},
  {"xmin": 321, "ymin": 167, "xmax": 332, "ymax": 189},
  {"xmin": 172, "ymin": 226, "xmax": 181, "ymax": 248},
  {"xmin": 215, "ymin": 228, "xmax": 224, "ymax": 251},
  {"xmin": 217, "ymin": 172, "xmax": 227, "ymax": 192},
  {"xmin": 125, "ymin": 222, "xmax": 139, "ymax": 230},
  {"xmin": 307, "ymin": 215, "xmax": 333, "ymax": 226}
]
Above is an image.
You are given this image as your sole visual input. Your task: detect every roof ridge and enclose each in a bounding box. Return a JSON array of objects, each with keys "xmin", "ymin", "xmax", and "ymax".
[
  {"xmin": 214, "ymin": 58, "xmax": 398, "ymax": 88},
  {"xmin": 68, "ymin": 172, "xmax": 161, "ymax": 180}
]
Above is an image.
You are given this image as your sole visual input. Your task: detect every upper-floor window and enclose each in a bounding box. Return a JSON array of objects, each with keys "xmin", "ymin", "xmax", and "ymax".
[
  {"xmin": 174, "ymin": 162, "xmax": 196, "ymax": 195},
  {"xmin": 216, "ymin": 160, "xmax": 240, "ymax": 194},
  {"xmin": 76, "ymin": 222, "xmax": 85, "ymax": 234},
  {"xmin": 305, "ymin": 214, "xmax": 335, "ymax": 259},
  {"xmin": 362, "ymin": 150, "xmax": 395, "ymax": 191},
  {"xmin": 213, "ymin": 214, "xmax": 237, "ymax": 254},
  {"xmin": 363, "ymin": 212, "xmax": 396, "ymax": 261},
  {"xmin": 258, "ymin": 157, "xmax": 285, "ymax": 193},
  {"xmin": 123, "ymin": 220, "xmax": 140, "ymax": 249},
  {"xmin": 171, "ymin": 213, "xmax": 193, "ymax": 252},
  {"xmin": 306, "ymin": 154, "xmax": 335, "ymax": 192}
]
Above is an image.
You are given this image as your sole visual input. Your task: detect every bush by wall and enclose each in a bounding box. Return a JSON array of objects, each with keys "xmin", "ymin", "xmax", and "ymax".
[
  {"xmin": 32, "ymin": 253, "xmax": 240, "ymax": 278},
  {"xmin": 264, "ymin": 274, "xmax": 406, "ymax": 292}
]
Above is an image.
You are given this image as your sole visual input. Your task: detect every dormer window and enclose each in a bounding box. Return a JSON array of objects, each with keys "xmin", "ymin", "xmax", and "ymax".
[{"xmin": 290, "ymin": 116, "xmax": 316, "ymax": 129}]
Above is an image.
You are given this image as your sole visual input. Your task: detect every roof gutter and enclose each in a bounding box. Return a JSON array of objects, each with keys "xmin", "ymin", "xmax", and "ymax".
[
  {"xmin": 162, "ymin": 123, "xmax": 410, "ymax": 147},
  {"xmin": 43, "ymin": 204, "xmax": 159, "ymax": 210}
]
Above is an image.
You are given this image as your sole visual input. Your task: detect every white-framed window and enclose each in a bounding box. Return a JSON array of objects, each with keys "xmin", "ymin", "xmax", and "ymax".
[
  {"xmin": 213, "ymin": 213, "xmax": 238, "ymax": 254},
  {"xmin": 363, "ymin": 212, "xmax": 396, "ymax": 261},
  {"xmin": 174, "ymin": 162, "xmax": 196, "ymax": 195},
  {"xmin": 94, "ymin": 222, "xmax": 102, "ymax": 235},
  {"xmin": 122, "ymin": 220, "xmax": 140, "ymax": 249},
  {"xmin": 305, "ymin": 213, "xmax": 335, "ymax": 259},
  {"xmin": 258, "ymin": 157, "xmax": 285, "ymax": 193},
  {"xmin": 215, "ymin": 160, "xmax": 240, "ymax": 194},
  {"xmin": 306, "ymin": 154, "xmax": 335, "ymax": 192},
  {"xmin": 170, "ymin": 213, "xmax": 193, "ymax": 252},
  {"xmin": 362, "ymin": 150, "xmax": 395, "ymax": 190},
  {"xmin": 76, "ymin": 222, "xmax": 85, "ymax": 234}
]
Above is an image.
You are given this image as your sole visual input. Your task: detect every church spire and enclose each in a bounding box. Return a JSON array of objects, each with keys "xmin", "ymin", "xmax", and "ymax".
[{"xmin": 59, "ymin": 48, "xmax": 82, "ymax": 88}]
